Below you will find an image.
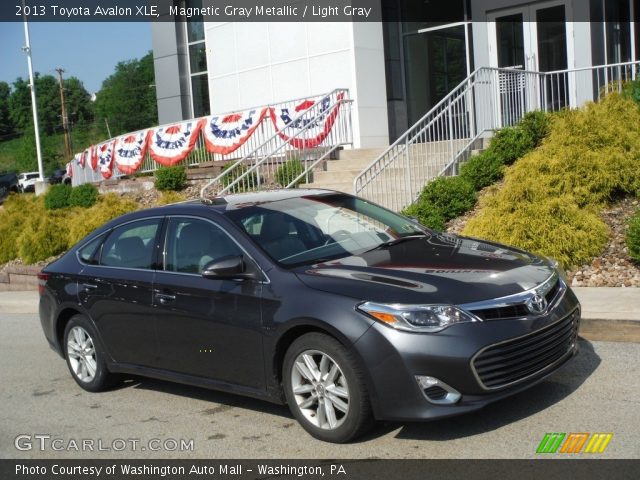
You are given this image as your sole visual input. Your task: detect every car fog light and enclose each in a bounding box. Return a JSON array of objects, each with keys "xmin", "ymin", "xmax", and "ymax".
[{"xmin": 415, "ymin": 376, "xmax": 462, "ymax": 405}]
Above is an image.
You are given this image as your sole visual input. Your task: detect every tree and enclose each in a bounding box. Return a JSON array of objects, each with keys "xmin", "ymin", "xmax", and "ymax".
[
  {"xmin": 8, "ymin": 74, "xmax": 93, "ymax": 136},
  {"xmin": 0, "ymin": 82, "xmax": 13, "ymax": 137},
  {"xmin": 94, "ymin": 52, "xmax": 158, "ymax": 137}
]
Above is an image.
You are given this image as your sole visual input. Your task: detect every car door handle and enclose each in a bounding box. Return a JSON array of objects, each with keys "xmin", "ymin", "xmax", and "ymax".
[
  {"xmin": 155, "ymin": 293, "xmax": 176, "ymax": 305},
  {"xmin": 82, "ymin": 283, "xmax": 98, "ymax": 291}
]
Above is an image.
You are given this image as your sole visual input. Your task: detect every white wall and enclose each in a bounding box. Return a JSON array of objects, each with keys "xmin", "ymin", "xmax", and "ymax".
[{"xmin": 203, "ymin": 21, "xmax": 389, "ymax": 148}]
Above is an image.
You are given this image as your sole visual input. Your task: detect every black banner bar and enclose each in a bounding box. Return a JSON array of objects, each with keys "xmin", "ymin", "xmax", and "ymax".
[{"xmin": 2, "ymin": 459, "xmax": 639, "ymax": 480}]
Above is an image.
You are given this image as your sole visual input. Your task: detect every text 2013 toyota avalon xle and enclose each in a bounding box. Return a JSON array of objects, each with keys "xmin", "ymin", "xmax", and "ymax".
[{"xmin": 38, "ymin": 190, "xmax": 580, "ymax": 443}]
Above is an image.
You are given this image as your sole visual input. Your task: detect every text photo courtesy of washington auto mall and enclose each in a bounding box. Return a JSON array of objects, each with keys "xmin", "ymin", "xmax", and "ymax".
[{"xmin": 0, "ymin": 0, "xmax": 639, "ymax": 479}]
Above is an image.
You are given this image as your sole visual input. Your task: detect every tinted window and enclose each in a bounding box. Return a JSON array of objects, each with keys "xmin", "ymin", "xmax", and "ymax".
[
  {"xmin": 78, "ymin": 234, "xmax": 105, "ymax": 264},
  {"xmin": 100, "ymin": 219, "xmax": 161, "ymax": 269},
  {"xmin": 164, "ymin": 217, "xmax": 242, "ymax": 274}
]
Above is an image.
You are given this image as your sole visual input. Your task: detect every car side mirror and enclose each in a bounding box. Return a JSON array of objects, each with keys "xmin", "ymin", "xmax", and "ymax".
[{"xmin": 201, "ymin": 255, "xmax": 258, "ymax": 281}]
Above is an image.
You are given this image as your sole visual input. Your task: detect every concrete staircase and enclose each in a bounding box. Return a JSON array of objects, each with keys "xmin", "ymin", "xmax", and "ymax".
[
  {"xmin": 302, "ymin": 138, "xmax": 489, "ymax": 207},
  {"xmin": 301, "ymin": 147, "xmax": 387, "ymax": 194}
]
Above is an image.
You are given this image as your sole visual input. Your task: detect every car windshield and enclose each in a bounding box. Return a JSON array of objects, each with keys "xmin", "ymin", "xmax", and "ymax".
[{"xmin": 226, "ymin": 193, "xmax": 428, "ymax": 267}]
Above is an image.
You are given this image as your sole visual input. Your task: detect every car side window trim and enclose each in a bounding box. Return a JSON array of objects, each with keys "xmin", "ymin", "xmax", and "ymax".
[
  {"xmin": 79, "ymin": 216, "xmax": 165, "ymax": 272},
  {"xmin": 159, "ymin": 214, "xmax": 270, "ymax": 283}
]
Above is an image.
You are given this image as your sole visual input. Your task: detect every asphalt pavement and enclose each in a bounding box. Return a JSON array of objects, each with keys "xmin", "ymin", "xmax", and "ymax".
[{"xmin": 0, "ymin": 312, "xmax": 638, "ymax": 459}]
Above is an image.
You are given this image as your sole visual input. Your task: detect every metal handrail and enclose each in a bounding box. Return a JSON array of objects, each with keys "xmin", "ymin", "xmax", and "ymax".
[
  {"xmin": 354, "ymin": 60, "xmax": 640, "ymax": 211},
  {"xmin": 200, "ymin": 89, "xmax": 352, "ymax": 198}
]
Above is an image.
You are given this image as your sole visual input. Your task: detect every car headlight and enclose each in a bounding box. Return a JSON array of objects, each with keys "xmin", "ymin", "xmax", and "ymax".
[{"xmin": 357, "ymin": 302, "xmax": 481, "ymax": 333}]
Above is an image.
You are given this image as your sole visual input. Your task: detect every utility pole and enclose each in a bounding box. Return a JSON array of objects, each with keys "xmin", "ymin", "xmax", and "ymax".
[
  {"xmin": 21, "ymin": 0, "xmax": 44, "ymax": 185},
  {"xmin": 55, "ymin": 67, "xmax": 72, "ymax": 161}
]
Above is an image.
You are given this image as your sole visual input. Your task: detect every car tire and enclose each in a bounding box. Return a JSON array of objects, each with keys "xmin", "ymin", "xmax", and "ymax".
[
  {"xmin": 63, "ymin": 314, "xmax": 118, "ymax": 392},
  {"xmin": 283, "ymin": 332, "xmax": 373, "ymax": 443}
]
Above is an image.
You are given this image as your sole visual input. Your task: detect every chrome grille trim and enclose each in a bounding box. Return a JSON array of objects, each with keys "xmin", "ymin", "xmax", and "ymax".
[{"xmin": 470, "ymin": 308, "xmax": 580, "ymax": 390}]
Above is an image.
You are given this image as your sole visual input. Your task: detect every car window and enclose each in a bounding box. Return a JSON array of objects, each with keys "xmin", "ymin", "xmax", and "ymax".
[
  {"xmin": 77, "ymin": 234, "xmax": 105, "ymax": 265},
  {"xmin": 164, "ymin": 217, "xmax": 243, "ymax": 274},
  {"xmin": 100, "ymin": 218, "xmax": 161, "ymax": 269}
]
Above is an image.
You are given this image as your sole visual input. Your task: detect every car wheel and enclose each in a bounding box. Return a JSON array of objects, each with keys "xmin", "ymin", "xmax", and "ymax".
[
  {"xmin": 283, "ymin": 333, "xmax": 373, "ymax": 443},
  {"xmin": 63, "ymin": 315, "xmax": 118, "ymax": 392}
]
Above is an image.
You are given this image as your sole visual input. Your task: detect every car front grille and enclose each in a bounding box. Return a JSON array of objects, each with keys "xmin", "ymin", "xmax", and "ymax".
[
  {"xmin": 469, "ymin": 278, "xmax": 562, "ymax": 321},
  {"xmin": 472, "ymin": 309, "xmax": 579, "ymax": 390}
]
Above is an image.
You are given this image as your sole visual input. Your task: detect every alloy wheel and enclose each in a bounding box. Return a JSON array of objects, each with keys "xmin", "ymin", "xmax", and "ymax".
[
  {"xmin": 291, "ymin": 350, "xmax": 350, "ymax": 430},
  {"xmin": 66, "ymin": 326, "xmax": 97, "ymax": 383}
]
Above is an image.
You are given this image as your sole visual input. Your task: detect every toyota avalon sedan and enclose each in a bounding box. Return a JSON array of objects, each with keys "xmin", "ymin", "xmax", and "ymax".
[{"xmin": 38, "ymin": 189, "xmax": 580, "ymax": 443}]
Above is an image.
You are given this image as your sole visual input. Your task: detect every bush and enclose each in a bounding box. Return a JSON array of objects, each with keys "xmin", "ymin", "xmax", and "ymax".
[
  {"xmin": 402, "ymin": 202, "xmax": 446, "ymax": 231},
  {"xmin": 275, "ymin": 159, "xmax": 306, "ymax": 187},
  {"xmin": 221, "ymin": 163, "xmax": 258, "ymax": 193},
  {"xmin": 627, "ymin": 209, "xmax": 640, "ymax": 262},
  {"xmin": 417, "ymin": 176, "xmax": 476, "ymax": 221},
  {"xmin": 67, "ymin": 193, "xmax": 139, "ymax": 245},
  {"xmin": 69, "ymin": 183, "xmax": 98, "ymax": 208},
  {"xmin": 17, "ymin": 211, "xmax": 70, "ymax": 264},
  {"xmin": 464, "ymin": 93, "xmax": 640, "ymax": 267},
  {"xmin": 460, "ymin": 152, "xmax": 504, "ymax": 191},
  {"xmin": 158, "ymin": 191, "xmax": 186, "ymax": 205},
  {"xmin": 44, "ymin": 184, "xmax": 71, "ymax": 210},
  {"xmin": 155, "ymin": 165, "xmax": 187, "ymax": 191},
  {"xmin": 623, "ymin": 77, "xmax": 640, "ymax": 104}
]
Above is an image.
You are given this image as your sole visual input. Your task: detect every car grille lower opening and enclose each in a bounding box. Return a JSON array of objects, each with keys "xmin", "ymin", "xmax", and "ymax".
[{"xmin": 472, "ymin": 309, "xmax": 579, "ymax": 390}]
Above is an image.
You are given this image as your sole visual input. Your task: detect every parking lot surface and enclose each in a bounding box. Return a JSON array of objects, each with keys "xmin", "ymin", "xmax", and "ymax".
[{"xmin": 1, "ymin": 313, "xmax": 638, "ymax": 459}]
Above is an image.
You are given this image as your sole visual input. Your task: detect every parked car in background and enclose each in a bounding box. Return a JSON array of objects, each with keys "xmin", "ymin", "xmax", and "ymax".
[
  {"xmin": 0, "ymin": 172, "xmax": 19, "ymax": 203},
  {"xmin": 18, "ymin": 172, "xmax": 41, "ymax": 192},
  {"xmin": 38, "ymin": 189, "xmax": 580, "ymax": 443},
  {"xmin": 48, "ymin": 169, "xmax": 71, "ymax": 185}
]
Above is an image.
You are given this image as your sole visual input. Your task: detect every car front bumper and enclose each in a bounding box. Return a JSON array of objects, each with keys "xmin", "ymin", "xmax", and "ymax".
[{"xmin": 353, "ymin": 287, "xmax": 581, "ymax": 421}]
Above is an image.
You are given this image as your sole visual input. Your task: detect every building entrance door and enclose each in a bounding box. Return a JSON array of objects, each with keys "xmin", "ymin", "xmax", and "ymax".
[{"xmin": 488, "ymin": 1, "xmax": 573, "ymax": 122}]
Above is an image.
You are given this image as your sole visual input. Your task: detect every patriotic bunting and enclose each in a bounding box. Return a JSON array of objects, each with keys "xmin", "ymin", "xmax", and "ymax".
[
  {"xmin": 114, "ymin": 130, "xmax": 150, "ymax": 175},
  {"xmin": 66, "ymin": 162, "xmax": 73, "ymax": 178},
  {"xmin": 202, "ymin": 108, "xmax": 267, "ymax": 155},
  {"xmin": 89, "ymin": 145, "xmax": 98, "ymax": 171},
  {"xmin": 149, "ymin": 120, "xmax": 204, "ymax": 167},
  {"xmin": 269, "ymin": 92, "xmax": 345, "ymax": 149},
  {"xmin": 77, "ymin": 150, "xmax": 86, "ymax": 168},
  {"xmin": 96, "ymin": 141, "xmax": 116, "ymax": 179}
]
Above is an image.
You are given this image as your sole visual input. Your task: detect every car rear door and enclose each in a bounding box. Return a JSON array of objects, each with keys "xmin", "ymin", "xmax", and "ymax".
[
  {"xmin": 152, "ymin": 215, "xmax": 265, "ymax": 389},
  {"xmin": 77, "ymin": 217, "xmax": 163, "ymax": 367}
]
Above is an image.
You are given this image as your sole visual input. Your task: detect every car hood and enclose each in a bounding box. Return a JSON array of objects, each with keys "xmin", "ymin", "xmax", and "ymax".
[{"xmin": 294, "ymin": 233, "xmax": 555, "ymax": 305}]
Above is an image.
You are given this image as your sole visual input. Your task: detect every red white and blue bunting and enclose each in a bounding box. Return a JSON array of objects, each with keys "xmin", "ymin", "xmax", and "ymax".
[
  {"xmin": 114, "ymin": 130, "xmax": 150, "ymax": 175},
  {"xmin": 269, "ymin": 92, "xmax": 344, "ymax": 149},
  {"xmin": 202, "ymin": 108, "xmax": 267, "ymax": 155},
  {"xmin": 96, "ymin": 141, "xmax": 116, "ymax": 179},
  {"xmin": 76, "ymin": 151, "xmax": 86, "ymax": 168},
  {"xmin": 89, "ymin": 145, "xmax": 98, "ymax": 171},
  {"xmin": 149, "ymin": 120, "xmax": 204, "ymax": 167},
  {"xmin": 66, "ymin": 161, "xmax": 73, "ymax": 178}
]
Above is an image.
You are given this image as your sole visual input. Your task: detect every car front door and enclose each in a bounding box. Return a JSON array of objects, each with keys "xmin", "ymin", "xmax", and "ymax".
[
  {"xmin": 77, "ymin": 217, "xmax": 163, "ymax": 367},
  {"xmin": 153, "ymin": 215, "xmax": 265, "ymax": 389}
]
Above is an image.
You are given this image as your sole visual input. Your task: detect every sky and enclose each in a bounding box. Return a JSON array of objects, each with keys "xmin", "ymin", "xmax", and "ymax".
[{"xmin": 0, "ymin": 22, "xmax": 152, "ymax": 94}]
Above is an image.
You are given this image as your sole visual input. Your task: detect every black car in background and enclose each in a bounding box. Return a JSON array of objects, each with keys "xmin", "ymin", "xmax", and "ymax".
[
  {"xmin": 48, "ymin": 169, "xmax": 70, "ymax": 185},
  {"xmin": 0, "ymin": 172, "xmax": 19, "ymax": 203},
  {"xmin": 38, "ymin": 190, "xmax": 580, "ymax": 443}
]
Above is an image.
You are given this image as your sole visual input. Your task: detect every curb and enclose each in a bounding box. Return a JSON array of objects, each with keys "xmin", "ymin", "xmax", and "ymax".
[{"xmin": 579, "ymin": 318, "xmax": 640, "ymax": 343}]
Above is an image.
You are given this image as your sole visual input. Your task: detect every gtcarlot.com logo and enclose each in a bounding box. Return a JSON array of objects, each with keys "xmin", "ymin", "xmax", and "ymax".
[{"xmin": 536, "ymin": 432, "xmax": 613, "ymax": 454}]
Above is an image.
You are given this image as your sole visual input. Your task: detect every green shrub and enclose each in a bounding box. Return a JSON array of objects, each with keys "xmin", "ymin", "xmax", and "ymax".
[
  {"xmin": 221, "ymin": 163, "xmax": 258, "ymax": 193},
  {"xmin": 627, "ymin": 209, "xmax": 640, "ymax": 262},
  {"xmin": 158, "ymin": 191, "xmax": 186, "ymax": 205},
  {"xmin": 275, "ymin": 159, "xmax": 306, "ymax": 187},
  {"xmin": 460, "ymin": 152, "xmax": 504, "ymax": 191},
  {"xmin": 417, "ymin": 176, "xmax": 476, "ymax": 221},
  {"xmin": 464, "ymin": 93, "xmax": 640, "ymax": 267},
  {"xmin": 17, "ymin": 211, "xmax": 70, "ymax": 264},
  {"xmin": 67, "ymin": 193, "xmax": 139, "ymax": 245},
  {"xmin": 623, "ymin": 77, "xmax": 640, "ymax": 104},
  {"xmin": 402, "ymin": 202, "xmax": 446, "ymax": 231},
  {"xmin": 44, "ymin": 184, "xmax": 71, "ymax": 210},
  {"xmin": 69, "ymin": 183, "xmax": 99, "ymax": 208},
  {"xmin": 518, "ymin": 110, "xmax": 550, "ymax": 148},
  {"xmin": 155, "ymin": 165, "xmax": 187, "ymax": 191}
]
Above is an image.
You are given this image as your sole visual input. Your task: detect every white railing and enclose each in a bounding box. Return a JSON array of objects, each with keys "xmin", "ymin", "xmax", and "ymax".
[
  {"xmin": 354, "ymin": 61, "xmax": 640, "ymax": 211},
  {"xmin": 71, "ymin": 88, "xmax": 352, "ymax": 189},
  {"xmin": 201, "ymin": 89, "xmax": 353, "ymax": 197}
]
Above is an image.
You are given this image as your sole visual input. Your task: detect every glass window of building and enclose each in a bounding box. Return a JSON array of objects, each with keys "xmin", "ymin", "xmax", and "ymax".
[{"xmin": 183, "ymin": 0, "xmax": 210, "ymax": 118}]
